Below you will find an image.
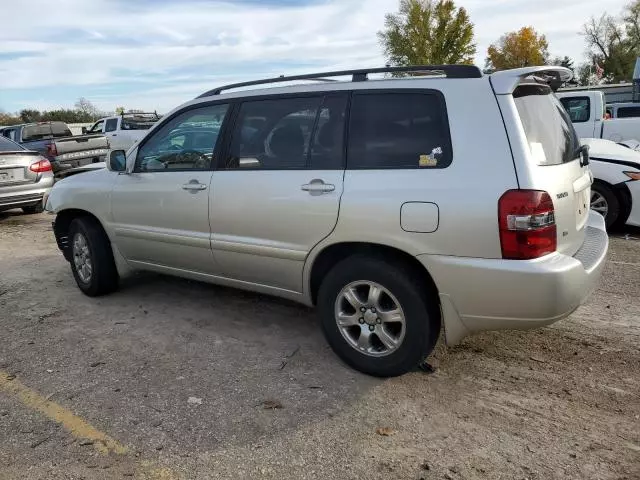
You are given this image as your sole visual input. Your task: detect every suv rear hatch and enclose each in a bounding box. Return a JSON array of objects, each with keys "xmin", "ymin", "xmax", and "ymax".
[
  {"xmin": 493, "ymin": 75, "xmax": 591, "ymax": 258},
  {"xmin": 512, "ymin": 84, "xmax": 591, "ymax": 256}
]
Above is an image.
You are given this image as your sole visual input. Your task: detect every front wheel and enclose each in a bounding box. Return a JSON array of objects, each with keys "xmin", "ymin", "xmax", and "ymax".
[
  {"xmin": 590, "ymin": 182, "xmax": 620, "ymax": 229},
  {"xmin": 68, "ymin": 217, "xmax": 118, "ymax": 296},
  {"xmin": 318, "ymin": 255, "xmax": 439, "ymax": 377}
]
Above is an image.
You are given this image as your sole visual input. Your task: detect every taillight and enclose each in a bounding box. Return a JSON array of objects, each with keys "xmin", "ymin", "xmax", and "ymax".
[
  {"xmin": 29, "ymin": 158, "xmax": 52, "ymax": 173},
  {"xmin": 46, "ymin": 143, "xmax": 58, "ymax": 158},
  {"xmin": 498, "ymin": 190, "xmax": 556, "ymax": 260}
]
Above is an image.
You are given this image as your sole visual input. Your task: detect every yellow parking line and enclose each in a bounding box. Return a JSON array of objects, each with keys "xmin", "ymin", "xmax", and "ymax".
[{"xmin": 0, "ymin": 370, "xmax": 128, "ymax": 455}]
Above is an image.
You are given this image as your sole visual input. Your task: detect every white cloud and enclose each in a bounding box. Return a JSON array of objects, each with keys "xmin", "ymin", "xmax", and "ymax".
[{"xmin": 0, "ymin": 0, "xmax": 629, "ymax": 112}]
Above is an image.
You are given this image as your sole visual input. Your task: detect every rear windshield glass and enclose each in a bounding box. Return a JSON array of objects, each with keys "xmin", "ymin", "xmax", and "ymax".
[
  {"xmin": 0, "ymin": 136, "xmax": 25, "ymax": 152},
  {"xmin": 514, "ymin": 85, "xmax": 580, "ymax": 165},
  {"xmin": 22, "ymin": 122, "xmax": 72, "ymax": 141},
  {"xmin": 122, "ymin": 115, "xmax": 157, "ymax": 130}
]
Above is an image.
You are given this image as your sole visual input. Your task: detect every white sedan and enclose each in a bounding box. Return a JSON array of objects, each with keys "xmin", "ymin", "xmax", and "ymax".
[{"xmin": 583, "ymin": 138, "xmax": 640, "ymax": 229}]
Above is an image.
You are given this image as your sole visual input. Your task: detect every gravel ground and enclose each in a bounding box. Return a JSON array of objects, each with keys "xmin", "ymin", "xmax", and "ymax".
[{"xmin": 0, "ymin": 210, "xmax": 638, "ymax": 480}]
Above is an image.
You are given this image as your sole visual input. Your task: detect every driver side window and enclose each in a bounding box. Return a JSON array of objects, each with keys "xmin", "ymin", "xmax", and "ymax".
[
  {"xmin": 88, "ymin": 120, "xmax": 104, "ymax": 134},
  {"xmin": 135, "ymin": 104, "xmax": 228, "ymax": 172}
]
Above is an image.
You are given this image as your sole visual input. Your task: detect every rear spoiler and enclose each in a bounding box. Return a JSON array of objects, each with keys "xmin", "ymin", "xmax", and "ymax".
[{"xmin": 490, "ymin": 66, "xmax": 572, "ymax": 95}]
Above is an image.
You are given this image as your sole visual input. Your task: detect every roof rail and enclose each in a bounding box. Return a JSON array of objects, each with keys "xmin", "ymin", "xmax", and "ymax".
[{"xmin": 197, "ymin": 65, "xmax": 482, "ymax": 98}]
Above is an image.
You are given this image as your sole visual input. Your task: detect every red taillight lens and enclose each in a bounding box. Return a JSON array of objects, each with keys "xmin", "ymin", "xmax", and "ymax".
[
  {"xmin": 498, "ymin": 190, "xmax": 556, "ymax": 260},
  {"xmin": 46, "ymin": 143, "xmax": 58, "ymax": 158},
  {"xmin": 29, "ymin": 158, "xmax": 52, "ymax": 173}
]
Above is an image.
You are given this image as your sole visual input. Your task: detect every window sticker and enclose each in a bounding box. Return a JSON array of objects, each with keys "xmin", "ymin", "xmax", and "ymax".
[{"xmin": 418, "ymin": 147, "xmax": 443, "ymax": 167}]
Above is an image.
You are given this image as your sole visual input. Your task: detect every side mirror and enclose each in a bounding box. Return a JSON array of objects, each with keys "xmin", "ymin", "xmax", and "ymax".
[
  {"xmin": 81, "ymin": 127, "xmax": 87, "ymax": 134},
  {"xmin": 108, "ymin": 150, "xmax": 127, "ymax": 172}
]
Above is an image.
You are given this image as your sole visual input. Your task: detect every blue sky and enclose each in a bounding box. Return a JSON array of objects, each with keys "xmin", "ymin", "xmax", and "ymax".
[{"xmin": 0, "ymin": 0, "xmax": 627, "ymax": 114}]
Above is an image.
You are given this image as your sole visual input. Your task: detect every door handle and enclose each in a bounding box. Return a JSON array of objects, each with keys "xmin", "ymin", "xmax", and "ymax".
[
  {"xmin": 182, "ymin": 180, "xmax": 207, "ymax": 192},
  {"xmin": 301, "ymin": 179, "xmax": 335, "ymax": 195}
]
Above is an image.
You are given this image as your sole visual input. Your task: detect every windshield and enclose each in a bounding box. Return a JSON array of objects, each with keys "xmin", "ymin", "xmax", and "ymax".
[
  {"xmin": 22, "ymin": 122, "xmax": 72, "ymax": 142},
  {"xmin": 514, "ymin": 85, "xmax": 580, "ymax": 165},
  {"xmin": 0, "ymin": 136, "xmax": 26, "ymax": 152}
]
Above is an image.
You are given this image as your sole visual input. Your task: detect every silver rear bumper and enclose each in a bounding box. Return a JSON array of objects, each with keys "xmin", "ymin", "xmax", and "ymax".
[{"xmin": 418, "ymin": 211, "xmax": 609, "ymax": 345}]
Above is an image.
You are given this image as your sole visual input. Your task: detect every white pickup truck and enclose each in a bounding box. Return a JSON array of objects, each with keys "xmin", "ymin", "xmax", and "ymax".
[
  {"xmin": 84, "ymin": 113, "xmax": 159, "ymax": 152},
  {"xmin": 556, "ymin": 91, "xmax": 640, "ymax": 143}
]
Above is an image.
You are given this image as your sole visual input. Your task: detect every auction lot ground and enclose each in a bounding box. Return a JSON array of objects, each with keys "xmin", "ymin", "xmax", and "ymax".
[{"xmin": 0, "ymin": 211, "xmax": 638, "ymax": 480}]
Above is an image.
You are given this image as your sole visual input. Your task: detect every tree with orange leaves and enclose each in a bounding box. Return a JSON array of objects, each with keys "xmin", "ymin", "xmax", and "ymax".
[{"xmin": 485, "ymin": 26, "xmax": 549, "ymax": 71}]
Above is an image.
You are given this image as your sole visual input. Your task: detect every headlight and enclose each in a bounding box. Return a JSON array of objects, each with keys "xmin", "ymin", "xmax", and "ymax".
[{"xmin": 623, "ymin": 171, "xmax": 640, "ymax": 181}]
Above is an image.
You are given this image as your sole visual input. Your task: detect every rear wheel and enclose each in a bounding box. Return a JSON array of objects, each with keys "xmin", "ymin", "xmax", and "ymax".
[
  {"xmin": 22, "ymin": 203, "xmax": 43, "ymax": 214},
  {"xmin": 591, "ymin": 182, "xmax": 620, "ymax": 229},
  {"xmin": 68, "ymin": 217, "xmax": 118, "ymax": 296},
  {"xmin": 318, "ymin": 255, "xmax": 439, "ymax": 377}
]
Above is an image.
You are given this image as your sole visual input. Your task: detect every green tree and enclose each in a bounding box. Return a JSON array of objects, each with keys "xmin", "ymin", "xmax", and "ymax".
[
  {"xmin": 378, "ymin": 0, "xmax": 476, "ymax": 70},
  {"xmin": 551, "ymin": 56, "xmax": 574, "ymax": 70},
  {"xmin": 582, "ymin": 10, "xmax": 637, "ymax": 82},
  {"xmin": 486, "ymin": 27, "xmax": 549, "ymax": 71},
  {"xmin": 19, "ymin": 109, "xmax": 42, "ymax": 123},
  {"xmin": 0, "ymin": 111, "xmax": 22, "ymax": 126}
]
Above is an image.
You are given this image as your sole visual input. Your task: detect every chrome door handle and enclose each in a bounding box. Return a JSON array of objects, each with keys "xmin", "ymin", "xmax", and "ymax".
[
  {"xmin": 301, "ymin": 179, "xmax": 335, "ymax": 195},
  {"xmin": 182, "ymin": 181, "xmax": 207, "ymax": 191}
]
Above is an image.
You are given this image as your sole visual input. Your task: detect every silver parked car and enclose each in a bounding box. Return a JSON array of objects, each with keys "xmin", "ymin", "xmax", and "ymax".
[
  {"xmin": 46, "ymin": 65, "xmax": 608, "ymax": 377},
  {"xmin": 0, "ymin": 136, "xmax": 54, "ymax": 214}
]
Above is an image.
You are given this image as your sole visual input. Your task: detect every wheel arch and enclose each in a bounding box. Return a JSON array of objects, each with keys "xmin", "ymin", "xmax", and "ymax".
[
  {"xmin": 592, "ymin": 179, "xmax": 632, "ymax": 226},
  {"xmin": 307, "ymin": 242, "xmax": 440, "ymax": 308},
  {"xmin": 53, "ymin": 209, "xmax": 110, "ymax": 261}
]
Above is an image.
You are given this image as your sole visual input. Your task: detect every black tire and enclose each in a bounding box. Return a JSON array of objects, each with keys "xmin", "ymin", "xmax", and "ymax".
[
  {"xmin": 22, "ymin": 203, "xmax": 43, "ymax": 214},
  {"xmin": 68, "ymin": 217, "xmax": 118, "ymax": 296},
  {"xmin": 318, "ymin": 255, "xmax": 440, "ymax": 377},
  {"xmin": 591, "ymin": 182, "xmax": 620, "ymax": 230}
]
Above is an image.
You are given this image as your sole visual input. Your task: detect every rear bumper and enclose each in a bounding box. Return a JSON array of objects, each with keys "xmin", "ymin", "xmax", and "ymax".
[
  {"xmin": 0, "ymin": 179, "xmax": 53, "ymax": 211},
  {"xmin": 418, "ymin": 211, "xmax": 609, "ymax": 345}
]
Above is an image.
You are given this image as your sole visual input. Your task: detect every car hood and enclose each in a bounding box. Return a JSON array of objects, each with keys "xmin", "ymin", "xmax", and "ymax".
[{"xmin": 581, "ymin": 138, "xmax": 640, "ymax": 165}]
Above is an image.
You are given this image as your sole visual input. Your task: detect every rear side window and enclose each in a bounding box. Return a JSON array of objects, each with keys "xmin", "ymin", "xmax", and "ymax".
[
  {"xmin": 559, "ymin": 96, "xmax": 590, "ymax": 123},
  {"xmin": 105, "ymin": 119, "xmax": 118, "ymax": 132},
  {"xmin": 514, "ymin": 85, "xmax": 580, "ymax": 165},
  {"xmin": 347, "ymin": 92, "xmax": 452, "ymax": 169},
  {"xmin": 0, "ymin": 136, "xmax": 25, "ymax": 152},
  {"xmin": 616, "ymin": 106, "xmax": 640, "ymax": 118}
]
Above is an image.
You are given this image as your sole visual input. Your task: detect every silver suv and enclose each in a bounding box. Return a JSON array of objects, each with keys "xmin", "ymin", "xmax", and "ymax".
[{"xmin": 46, "ymin": 65, "xmax": 608, "ymax": 377}]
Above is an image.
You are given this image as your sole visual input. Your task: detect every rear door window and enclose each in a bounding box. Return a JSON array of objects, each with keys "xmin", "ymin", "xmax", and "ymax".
[
  {"xmin": 224, "ymin": 96, "xmax": 322, "ymax": 170},
  {"xmin": 558, "ymin": 96, "xmax": 590, "ymax": 122},
  {"xmin": 616, "ymin": 106, "xmax": 640, "ymax": 118},
  {"xmin": 347, "ymin": 92, "xmax": 452, "ymax": 169},
  {"xmin": 514, "ymin": 85, "xmax": 580, "ymax": 165}
]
